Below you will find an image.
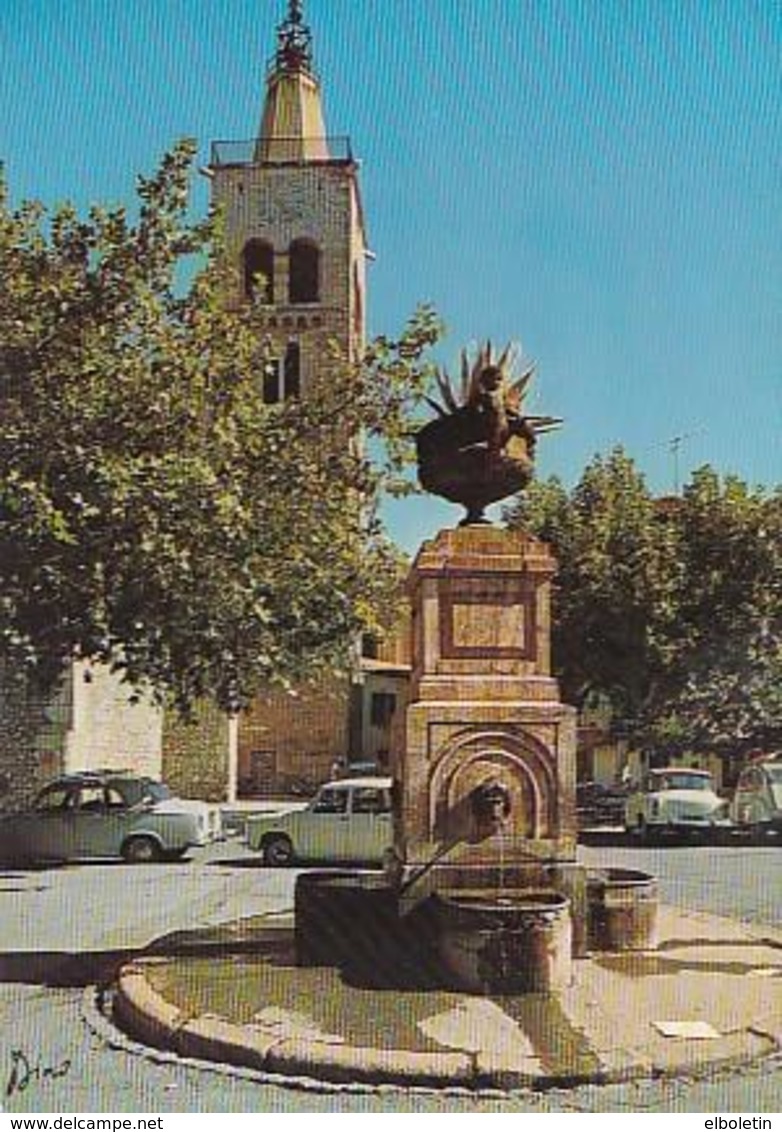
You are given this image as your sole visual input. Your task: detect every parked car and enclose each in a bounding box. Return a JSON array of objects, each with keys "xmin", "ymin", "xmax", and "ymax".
[
  {"xmin": 246, "ymin": 775, "xmax": 393, "ymax": 865},
  {"xmin": 0, "ymin": 771, "xmax": 222, "ymax": 865},
  {"xmin": 576, "ymin": 781, "xmax": 631, "ymax": 829},
  {"xmin": 730, "ymin": 755, "xmax": 782, "ymax": 838},
  {"xmin": 332, "ymin": 760, "xmax": 382, "ymax": 779},
  {"xmin": 624, "ymin": 767, "xmax": 730, "ymax": 840}
]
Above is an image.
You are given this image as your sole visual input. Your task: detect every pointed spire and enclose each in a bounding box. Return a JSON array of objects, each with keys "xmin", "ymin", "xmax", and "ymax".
[
  {"xmin": 256, "ymin": 0, "xmax": 328, "ymax": 161},
  {"xmin": 274, "ymin": 1, "xmax": 315, "ymax": 77}
]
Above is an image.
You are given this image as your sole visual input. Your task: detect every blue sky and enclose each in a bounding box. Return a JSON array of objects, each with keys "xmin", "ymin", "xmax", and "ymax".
[{"xmin": 2, "ymin": 0, "xmax": 780, "ymax": 552}]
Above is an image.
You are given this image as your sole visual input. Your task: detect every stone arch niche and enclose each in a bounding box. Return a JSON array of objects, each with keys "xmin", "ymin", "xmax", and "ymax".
[{"xmin": 431, "ymin": 727, "xmax": 558, "ymax": 845}]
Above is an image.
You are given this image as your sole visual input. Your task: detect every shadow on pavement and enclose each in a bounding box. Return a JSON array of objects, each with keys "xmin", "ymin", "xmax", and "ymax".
[
  {"xmin": 578, "ymin": 829, "xmax": 741, "ymax": 848},
  {"xmin": 204, "ymin": 857, "xmax": 264, "ymax": 869},
  {"xmin": 0, "ymin": 948, "xmax": 139, "ymax": 987},
  {"xmin": 578, "ymin": 830, "xmax": 638, "ymax": 847}
]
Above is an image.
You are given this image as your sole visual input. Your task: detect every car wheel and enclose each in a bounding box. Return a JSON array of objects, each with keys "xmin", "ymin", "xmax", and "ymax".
[
  {"xmin": 262, "ymin": 834, "xmax": 295, "ymax": 866},
  {"xmin": 122, "ymin": 836, "xmax": 163, "ymax": 864}
]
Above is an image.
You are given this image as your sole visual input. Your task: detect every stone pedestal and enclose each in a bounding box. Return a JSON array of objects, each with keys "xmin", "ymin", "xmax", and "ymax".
[{"xmin": 391, "ymin": 527, "xmax": 578, "ymax": 903}]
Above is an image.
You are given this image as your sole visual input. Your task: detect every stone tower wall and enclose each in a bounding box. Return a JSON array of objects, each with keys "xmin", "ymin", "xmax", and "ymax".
[{"xmin": 213, "ymin": 161, "xmax": 365, "ymax": 384}]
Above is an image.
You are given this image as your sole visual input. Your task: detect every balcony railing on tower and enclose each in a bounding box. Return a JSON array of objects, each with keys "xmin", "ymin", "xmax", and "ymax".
[{"xmin": 210, "ymin": 136, "xmax": 353, "ymax": 167}]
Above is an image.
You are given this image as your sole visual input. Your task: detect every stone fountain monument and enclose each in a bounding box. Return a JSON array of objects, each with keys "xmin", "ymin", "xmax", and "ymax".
[
  {"xmin": 389, "ymin": 525, "xmax": 584, "ymax": 987},
  {"xmin": 295, "ymin": 343, "xmax": 657, "ymax": 995},
  {"xmin": 387, "ymin": 345, "xmax": 581, "ymax": 992}
]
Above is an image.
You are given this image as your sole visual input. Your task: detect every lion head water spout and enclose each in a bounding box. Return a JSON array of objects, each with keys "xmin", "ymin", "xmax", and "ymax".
[
  {"xmin": 393, "ymin": 777, "xmax": 514, "ymax": 899},
  {"xmin": 469, "ymin": 778, "xmax": 512, "ymax": 842}
]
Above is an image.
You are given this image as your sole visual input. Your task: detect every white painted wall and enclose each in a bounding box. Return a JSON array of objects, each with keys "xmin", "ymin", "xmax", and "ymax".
[{"xmin": 64, "ymin": 661, "xmax": 163, "ymax": 778}]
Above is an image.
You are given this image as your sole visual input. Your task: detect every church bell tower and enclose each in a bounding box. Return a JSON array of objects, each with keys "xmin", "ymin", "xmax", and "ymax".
[{"xmin": 208, "ymin": 0, "xmax": 368, "ymax": 402}]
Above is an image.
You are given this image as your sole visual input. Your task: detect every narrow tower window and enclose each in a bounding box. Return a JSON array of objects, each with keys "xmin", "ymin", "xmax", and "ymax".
[
  {"xmin": 284, "ymin": 341, "xmax": 301, "ymax": 399},
  {"xmin": 262, "ymin": 341, "xmax": 301, "ymax": 404},
  {"xmin": 243, "ymin": 239, "xmax": 274, "ymax": 303},
  {"xmin": 288, "ymin": 239, "xmax": 320, "ymax": 303},
  {"xmin": 262, "ymin": 358, "xmax": 281, "ymax": 404}
]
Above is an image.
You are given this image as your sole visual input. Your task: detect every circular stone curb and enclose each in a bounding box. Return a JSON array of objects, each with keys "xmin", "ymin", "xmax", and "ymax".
[
  {"xmin": 113, "ymin": 968, "xmax": 482, "ymax": 1088},
  {"xmin": 83, "ymin": 983, "xmax": 512, "ymax": 1102},
  {"xmin": 110, "ymin": 907, "xmax": 782, "ymax": 1092},
  {"xmin": 265, "ymin": 1038, "xmax": 476, "ymax": 1088},
  {"xmin": 111, "ymin": 957, "xmax": 782, "ymax": 1092},
  {"xmin": 114, "ymin": 965, "xmax": 186, "ymax": 1049}
]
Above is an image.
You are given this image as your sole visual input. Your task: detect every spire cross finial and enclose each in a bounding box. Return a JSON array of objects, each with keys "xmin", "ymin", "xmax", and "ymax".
[{"xmin": 275, "ymin": 0, "xmax": 313, "ymax": 74}]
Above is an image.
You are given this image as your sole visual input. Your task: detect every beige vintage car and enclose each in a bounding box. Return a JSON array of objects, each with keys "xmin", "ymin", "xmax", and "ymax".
[
  {"xmin": 624, "ymin": 767, "xmax": 730, "ymax": 841},
  {"xmin": 0, "ymin": 772, "xmax": 222, "ymax": 864},
  {"xmin": 730, "ymin": 755, "xmax": 782, "ymax": 837},
  {"xmin": 246, "ymin": 776, "xmax": 393, "ymax": 865}
]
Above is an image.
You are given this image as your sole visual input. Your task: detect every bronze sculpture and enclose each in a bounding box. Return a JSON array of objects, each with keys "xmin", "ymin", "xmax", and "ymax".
[{"xmin": 415, "ymin": 342, "xmax": 561, "ymax": 524}]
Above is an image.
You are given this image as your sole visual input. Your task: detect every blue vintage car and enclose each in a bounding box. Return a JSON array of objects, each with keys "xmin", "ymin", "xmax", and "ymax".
[{"xmin": 0, "ymin": 771, "xmax": 222, "ymax": 864}]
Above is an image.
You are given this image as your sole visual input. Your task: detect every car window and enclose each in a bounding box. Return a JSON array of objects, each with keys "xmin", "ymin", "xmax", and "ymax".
[
  {"xmin": 77, "ymin": 786, "xmax": 106, "ymax": 812},
  {"xmin": 34, "ymin": 786, "xmax": 72, "ymax": 811},
  {"xmin": 142, "ymin": 781, "xmax": 172, "ymax": 802},
  {"xmin": 106, "ymin": 786, "xmax": 127, "ymax": 809},
  {"xmin": 652, "ymin": 773, "xmax": 712, "ymax": 791},
  {"xmin": 311, "ymin": 787, "xmax": 348, "ymax": 814},
  {"xmin": 352, "ymin": 787, "xmax": 390, "ymax": 815},
  {"xmin": 110, "ymin": 779, "xmax": 169, "ymax": 807}
]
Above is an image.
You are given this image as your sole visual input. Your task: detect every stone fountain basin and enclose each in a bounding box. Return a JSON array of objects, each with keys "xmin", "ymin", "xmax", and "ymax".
[
  {"xmin": 433, "ymin": 888, "xmax": 573, "ymax": 995},
  {"xmin": 586, "ymin": 868, "xmax": 659, "ymax": 952}
]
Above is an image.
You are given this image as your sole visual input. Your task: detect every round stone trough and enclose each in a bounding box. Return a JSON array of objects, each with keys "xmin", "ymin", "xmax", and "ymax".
[
  {"xmin": 433, "ymin": 888, "xmax": 573, "ymax": 995},
  {"xmin": 586, "ymin": 868, "xmax": 659, "ymax": 952},
  {"xmin": 295, "ymin": 871, "xmax": 400, "ymax": 972}
]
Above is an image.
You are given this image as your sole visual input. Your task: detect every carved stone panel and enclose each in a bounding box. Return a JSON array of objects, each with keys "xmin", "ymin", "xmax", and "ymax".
[{"xmin": 440, "ymin": 576, "xmax": 536, "ymax": 662}]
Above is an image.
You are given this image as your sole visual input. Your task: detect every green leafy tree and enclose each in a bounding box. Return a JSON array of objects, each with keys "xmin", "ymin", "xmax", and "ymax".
[
  {"xmin": 506, "ymin": 448, "xmax": 675, "ymax": 716},
  {"xmin": 641, "ymin": 472, "xmax": 782, "ymax": 759},
  {"xmin": 506, "ymin": 451, "xmax": 782, "ymax": 759},
  {"xmin": 0, "ymin": 141, "xmax": 442, "ymax": 713}
]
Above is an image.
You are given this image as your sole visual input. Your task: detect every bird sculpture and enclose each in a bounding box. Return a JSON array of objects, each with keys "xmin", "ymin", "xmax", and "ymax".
[{"xmin": 415, "ymin": 342, "xmax": 561, "ymax": 524}]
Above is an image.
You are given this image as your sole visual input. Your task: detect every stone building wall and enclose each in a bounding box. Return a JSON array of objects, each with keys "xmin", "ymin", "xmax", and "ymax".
[
  {"xmin": 0, "ymin": 666, "xmax": 59, "ymax": 812},
  {"xmin": 162, "ymin": 701, "xmax": 234, "ymax": 803},
  {"xmin": 64, "ymin": 661, "xmax": 163, "ymax": 778},
  {"xmin": 237, "ymin": 674, "xmax": 351, "ymax": 796},
  {"xmin": 0, "ymin": 661, "xmax": 165, "ymax": 812}
]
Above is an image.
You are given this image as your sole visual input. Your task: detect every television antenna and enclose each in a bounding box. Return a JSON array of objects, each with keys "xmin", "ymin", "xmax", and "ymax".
[
  {"xmin": 659, "ymin": 428, "xmax": 705, "ymax": 494},
  {"xmin": 651, "ymin": 425, "xmax": 706, "ymax": 493}
]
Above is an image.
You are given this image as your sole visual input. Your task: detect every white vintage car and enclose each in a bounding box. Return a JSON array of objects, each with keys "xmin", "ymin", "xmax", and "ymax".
[
  {"xmin": 730, "ymin": 755, "xmax": 782, "ymax": 837},
  {"xmin": 0, "ymin": 772, "xmax": 222, "ymax": 864},
  {"xmin": 624, "ymin": 767, "xmax": 730, "ymax": 840},
  {"xmin": 246, "ymin": 776, "xmax": 393, "ymax": 865}
]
